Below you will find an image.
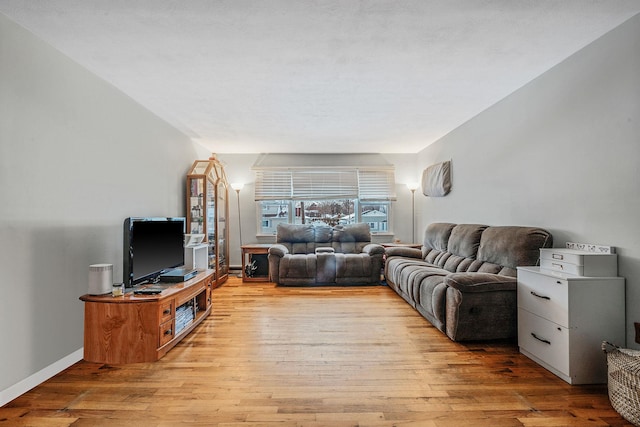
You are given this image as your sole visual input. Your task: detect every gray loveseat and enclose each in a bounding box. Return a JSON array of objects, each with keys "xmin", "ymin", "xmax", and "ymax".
[
  {"xmin": 384, "ymin": 223, "xmax": 553, "ymax": 341},
  {"xmin": 268, "ymin": 223, "xmax": 385, "ymax": 286}
]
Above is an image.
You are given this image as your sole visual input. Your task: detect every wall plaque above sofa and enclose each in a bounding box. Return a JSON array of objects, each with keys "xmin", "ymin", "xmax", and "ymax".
[{"xmin": 421, "ymin": 160, "xmax": 451, "ymax": 197}]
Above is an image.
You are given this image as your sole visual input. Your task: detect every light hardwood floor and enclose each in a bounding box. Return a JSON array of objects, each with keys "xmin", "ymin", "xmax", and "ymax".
[{"xmin": 1, "ymin": 277, "xmax": 632, "ymax": 426}]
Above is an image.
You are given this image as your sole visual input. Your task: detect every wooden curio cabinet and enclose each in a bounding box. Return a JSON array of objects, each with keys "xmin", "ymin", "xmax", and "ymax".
[{"xmin": 186, "ymin": 155, "xmax": 229, "ymax": 287}]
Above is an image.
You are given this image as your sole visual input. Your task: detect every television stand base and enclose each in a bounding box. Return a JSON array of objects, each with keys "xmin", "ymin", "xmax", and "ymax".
[{"xmin": 80, "ymin": 270, "xmax": 214, "ymax": 364}]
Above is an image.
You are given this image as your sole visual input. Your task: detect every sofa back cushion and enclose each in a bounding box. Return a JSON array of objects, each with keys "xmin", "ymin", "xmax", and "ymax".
[
  {"xmin": 422, "ymin": 223, "xmax": 455, "ymax": 254},
  {"xmin": 422, "ymin": 223, "xmax": 469, "ymax": 270},
  {"xmin": 447, "ymin": 224, "xmax": 487, "ymax": 257},
  {"xmin": 423, "ymin": 223, "xmax": 487, "ymax": 272},
  {"xmin": 314, "ymin": 224, "xmax": 333, "ymax": 243},
  {"xmin": 331, "ymin": 223, "xmax": 372, "ymax": 253},
  {"xmin": 442, "ymin": 224, "xmax": 488, "ymax": 272},
  {"xmin": 276, "ymin": 223, "xmax": 316, "ymax": 253},
  {"xmin": 477, "ymin": 226, "xmax": 553, "ymax": 276},
  {"xmin": 421, "ymin": 222, "xmax": 553, "ymax": 277}
]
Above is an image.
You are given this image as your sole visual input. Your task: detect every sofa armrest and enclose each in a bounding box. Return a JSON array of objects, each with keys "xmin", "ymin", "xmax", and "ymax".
[
  {"xmin": 268, "ymin": 244, "xmax": 290, "ymax": 284},
  {"xmin": 362, "ymin": 243, "xmax": 385, "ymax": 256},
  {"xmin": 384, "ymin": 246, "xmax": 422, "ymax": 259},
  {"xmin": 268, "ymin": 244, "xmax": 289, "ymax": 258},
  {"xmin": 444, "ymin": 272, "xmax": 516, "ymax": 293}
]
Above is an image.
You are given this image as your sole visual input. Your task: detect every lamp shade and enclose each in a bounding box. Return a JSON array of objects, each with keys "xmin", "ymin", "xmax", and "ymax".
[{"xmin": 406, "ymin": 182, "xmax": 419, "ymax": 191}]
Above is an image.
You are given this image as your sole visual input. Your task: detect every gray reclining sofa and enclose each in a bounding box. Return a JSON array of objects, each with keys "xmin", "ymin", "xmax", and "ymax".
[
  {"xmin": 268, "ymin": 222, "xmax": 384, "ymax": 286},
  {"xmin": 384, "ymin": 223, "xmax": 553, "ymax": 341}
]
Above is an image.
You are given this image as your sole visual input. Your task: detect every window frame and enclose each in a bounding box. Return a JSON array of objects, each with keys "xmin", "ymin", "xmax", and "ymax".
[
  {"xmin": 256, "ymin": 199, "xmax": 393, "ymax": 237},
  {"xmin": 254, "ymin": 166, "xmax": 396, "ymax": 237}
]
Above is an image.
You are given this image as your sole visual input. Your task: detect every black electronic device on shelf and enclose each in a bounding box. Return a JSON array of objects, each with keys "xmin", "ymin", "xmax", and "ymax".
[
  {"xmin": 123, "ymin": 217, "xmax": 186, "ymax": 288},
  {"xmin": 159, "ymin": 267, "xmax": 197, "ymax": 283}
]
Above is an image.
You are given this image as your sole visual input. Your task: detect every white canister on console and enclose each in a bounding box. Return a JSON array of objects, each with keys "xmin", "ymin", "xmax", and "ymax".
[{"xmin": 88, "ymin": 263, "xmax": 113, "ymax": 295}]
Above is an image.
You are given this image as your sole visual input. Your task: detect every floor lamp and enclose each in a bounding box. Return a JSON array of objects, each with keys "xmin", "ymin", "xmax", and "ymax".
[{"xmin": 406, "ymin": 183, "xmax": 419, "ymax": 243}]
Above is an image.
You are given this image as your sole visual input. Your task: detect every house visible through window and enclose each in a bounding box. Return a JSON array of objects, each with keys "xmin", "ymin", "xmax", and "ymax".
[{"xmin": 254, "ymin": 167, "xmax": 395, "ymax": 235}]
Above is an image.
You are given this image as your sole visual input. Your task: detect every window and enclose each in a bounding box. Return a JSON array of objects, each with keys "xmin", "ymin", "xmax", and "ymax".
[
  {"xmin": 361, "ymin": 201, "xmax": 389, "ymax": 233},
  {"xmin": 259, "ymin": 200, "xmax": 290, "ymax": 235},
  {"xmin": 254, "ymin": 167, "xmax": 396, "ymax": 235}
]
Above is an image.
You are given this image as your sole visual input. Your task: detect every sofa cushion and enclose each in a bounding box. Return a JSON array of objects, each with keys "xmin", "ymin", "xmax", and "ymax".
[
  {"xmin": 416, "ymin": 274, "xmax": 449, "ymax": 332},
  {"xmin": 314, "ymin": 224, "xmax": 333, "ymax": 243},
  {"xmin": 424, "ymin": 249, "xmax": 445, "ymax": 265},
  {"xmin": 277, "ymin": 253, "xmax": 317, "ymax": 286},
  {"xmin": 276, "ymin": 223, "xmax": 319, "ymax": 254},
  {"xmin": 333, "ymin": 223, "xmax": 370, "ymax": 242},
  {"xmin": 422, "ymin": 222, "xmax": 455, "ymax": 251},
  {"xmin": 477, "ymin": 226, "xmax": 553, "ymax": 276},
  {"xmin": 277, "ymin": 223, "xmax": 315, "ymax": 243},
  {"xmin": 335, "ymin": 253, "xmax": 377, "ymax": 284},
  {"xmin": 447, "ymin": 224, "xmax": 487, "ymax": 258},
  {"xmin": 421, "ymin": 223, "xmax": 455, "ymax": 263},
  {"xmin": 443, "ymin": 255, "xmax": 475, "ymax": 273},
  {"xmin": 422, "ymin": 224, "xmax": 487, "ymax": 272},
  {"xmin": 332, "ymin": 223, "xmax": 372, "ymax": 253},
  {"xmin": 316, "ymin": 252, "xmax": 336, "ymax": 283}
]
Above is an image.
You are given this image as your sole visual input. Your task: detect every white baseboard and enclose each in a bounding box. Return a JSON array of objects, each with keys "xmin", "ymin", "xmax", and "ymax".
[{"xmin": 0, "ymin": 348, "xmax": 83, "ymax": 407}]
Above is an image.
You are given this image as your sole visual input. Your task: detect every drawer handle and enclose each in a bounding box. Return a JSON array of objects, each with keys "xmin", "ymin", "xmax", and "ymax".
[
  {"xmin": 552, "ymin": 254, "xmax": 564, "ymax": 260},
  {"xmin": 164, "ymin": 329, "xmax": 172, "ymax": 336},
  {"xmin": 530, "ymin": 291, "xmax": 550, "ymax": 300},
  {"xmin": 531, "ymin": 333, "xmax": 551, "ymax": 345},
  {"xmin": 163, "ymin": 309, "xmax": 171, "ymax": 315},
  {"xmin": 551, "ymin": 263, "xmax": 564, "ymax": 270}
]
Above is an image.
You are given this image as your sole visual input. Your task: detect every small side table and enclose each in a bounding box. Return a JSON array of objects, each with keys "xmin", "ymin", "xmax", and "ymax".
[{"xmin": 241, "ymin": 244, "xmax": 273, "ymax": 282}]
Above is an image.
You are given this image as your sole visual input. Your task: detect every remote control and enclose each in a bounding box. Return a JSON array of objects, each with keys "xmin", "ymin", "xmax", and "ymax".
[{"xmin": 134, "ymin": 289, "xmax": 162, "ymax": 295}]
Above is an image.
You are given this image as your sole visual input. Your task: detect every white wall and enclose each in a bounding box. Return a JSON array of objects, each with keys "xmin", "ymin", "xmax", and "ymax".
[
  {"xmin": 0, "ymin": 14, "xmax": 197, "ymax": 403},
  {"xmin": 417, "ymin": 14, "xmax": 640, "ymax": 348}
]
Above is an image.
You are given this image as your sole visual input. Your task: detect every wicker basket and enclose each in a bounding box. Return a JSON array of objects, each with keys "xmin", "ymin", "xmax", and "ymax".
[{"xmin": 602, "ymin": 341, "xmax": 640, "ymax": 426}]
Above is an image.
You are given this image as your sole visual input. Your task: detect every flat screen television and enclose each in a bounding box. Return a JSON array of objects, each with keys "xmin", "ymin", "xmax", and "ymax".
[{"xmin": 123, "ymin": 217, "xmax": 186, "ymax": 287}]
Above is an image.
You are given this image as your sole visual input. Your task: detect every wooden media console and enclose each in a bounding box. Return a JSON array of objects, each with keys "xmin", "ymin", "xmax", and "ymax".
[{"xmin": 79, "ymin": 270, "xmax": 214, "ymax": 364}]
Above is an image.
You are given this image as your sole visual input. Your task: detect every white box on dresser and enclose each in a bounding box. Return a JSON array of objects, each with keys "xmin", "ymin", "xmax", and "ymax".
[
  {"xmin": 539, "ymin": 248, "xmax": 617, "ymax": 277},
  {"xmin": 517, "ymin": 265, "xmax": 625, "ymax": 384}
]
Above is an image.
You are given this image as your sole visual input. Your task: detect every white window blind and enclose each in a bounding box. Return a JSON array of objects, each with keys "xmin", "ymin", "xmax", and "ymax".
[
  {"xmin": 292, "ymin": 170, "xmax": 358, "ymax": 200},
  {"xmin": 358, "ymin": 169, "xmax": 397, "ymax": 201},
  {"xmin": 254, "ymin": 170, "xmax": 292, "ymax": 200},
  {"xmin": 254, "ymin": 168, "xmax": 396, "ymax": 201}
]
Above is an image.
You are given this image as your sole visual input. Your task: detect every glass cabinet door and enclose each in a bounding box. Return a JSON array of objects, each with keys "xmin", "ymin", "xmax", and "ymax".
[
  {"xmin": 205, "ymin": 177, "xmax": 216, "ymax": 270},
  {"xmin": 186, "ymin": 156, "xmax": 229, "ymax": 287},
  {"xmin": 216, "ymin": 180, "xmax": 229, "ymax": 279},
  {"xmin": 188, "ymin": 177, "xmax": 205, "ymax": 234}
]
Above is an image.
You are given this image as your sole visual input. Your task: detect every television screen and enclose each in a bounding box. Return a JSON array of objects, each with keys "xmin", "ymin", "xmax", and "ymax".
[{"xmin": 123, "ymin": 217, "xmax": 185, "ymax": 287}]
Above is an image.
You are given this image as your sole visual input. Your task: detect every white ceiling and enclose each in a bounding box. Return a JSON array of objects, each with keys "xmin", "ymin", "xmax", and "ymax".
[{"xmin": 2, "ymin": 1, "xmax": 640, "ymax": 154}]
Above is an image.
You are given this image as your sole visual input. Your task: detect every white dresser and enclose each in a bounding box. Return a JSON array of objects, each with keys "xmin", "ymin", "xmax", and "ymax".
[{"xmin": 517, "ymin": 256, "xmax": 625, "ymax": 384}]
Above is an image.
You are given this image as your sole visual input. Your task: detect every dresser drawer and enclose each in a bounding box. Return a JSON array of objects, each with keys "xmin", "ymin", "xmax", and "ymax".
[
  {"xmin": 540, "ymin": 258, "xmax": 583, "ymax": 276},
  {"xmin": 540, "ymin": 248, "xmax": 617, "ymax": 277},
  {"xmin": 158, "ymin": 299, "xmax": 174, "ymax": 324},
  {"xmin": 518, "ymin": 308, "xmax": 569, "ymax": 376},
  {"xmin": 159, "ymin": 319, "xmax": 174, "ymax": 347},
  {"xmin": 517, "ymin": 268, "xmax": 568, "ymax": 327}
]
